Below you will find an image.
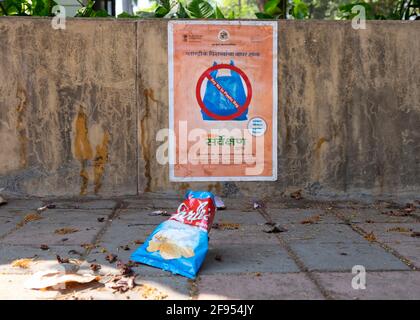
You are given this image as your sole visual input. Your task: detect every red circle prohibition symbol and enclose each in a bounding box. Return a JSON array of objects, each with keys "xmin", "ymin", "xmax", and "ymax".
[{"xmin": 195, "ymin": 64, "xmax": 252, "ymax": 121}]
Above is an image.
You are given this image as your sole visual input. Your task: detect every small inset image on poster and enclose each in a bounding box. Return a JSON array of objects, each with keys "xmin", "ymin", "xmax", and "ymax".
[{"xmin": 168, "ymin": 21, "xmax": 277, "ymax": 181}]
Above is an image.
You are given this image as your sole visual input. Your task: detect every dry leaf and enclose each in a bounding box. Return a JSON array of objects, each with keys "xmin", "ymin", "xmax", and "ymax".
[
  {"xmin": 300, "ymin": 215, "xmax": 321, "ymax": 224},
  {"xmin": 217, "ymin": 222, "xmax": 240, "ymax": 230},
  {"xmin": 138, "ymin": 284, "xmax": 168, "ymax": 300},
  {"xmin": 17, "ymin": 213, "xmax": 42, "ymax": 227},
  {"xmin": 105, "ymin": 254, "xmax": 118, "ymax": 263},
  {"xmin": 387, "ymin": 227, "xmax": 412, "ymax": 233},
  {"xmin": 54, "ymin": 228, "xmax": 79, "ymax": 235},
  {"xmin": 364, "ymin": 232, "xmax": 376, "ymax": 242},
  {"xmin": 40, "ymin": 244, "xmax": 49, "ymax": 251},
  {"xmin": 290, "ymin": 190, "xmax": 303, "ymax": 200},
  {"xmin": 11, "ymin": 258, "xmax": 34, "ymax": 269},
  {"xmin": 25, "ymin": 271, "xmax": 100, "ymax": 290}
]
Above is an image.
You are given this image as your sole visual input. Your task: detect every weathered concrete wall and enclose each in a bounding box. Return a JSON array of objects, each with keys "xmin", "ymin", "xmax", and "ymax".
[
  {"xmin": 1, "ymin": 17, "xmax": 419, "ymax": 199},
  {"xmin": 0, "ymin": 18, "xmax": 138, "ymax": 197}
]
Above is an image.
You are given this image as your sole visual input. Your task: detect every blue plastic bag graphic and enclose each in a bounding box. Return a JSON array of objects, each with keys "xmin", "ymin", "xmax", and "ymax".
[{"xmin": 201, "ymin": 60, "xmax": 248, "ymax": 121}]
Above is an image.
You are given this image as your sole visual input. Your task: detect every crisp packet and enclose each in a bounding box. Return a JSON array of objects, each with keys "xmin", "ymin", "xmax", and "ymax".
[{"xmin": 130, "ymin": 190, "xmax": 216, "ymax": 279}]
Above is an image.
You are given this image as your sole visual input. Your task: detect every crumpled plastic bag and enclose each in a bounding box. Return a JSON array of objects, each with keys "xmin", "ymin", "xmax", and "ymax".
[{"xmin": 130, "ymin": 191, "xmax": 216, "ymax": 279}]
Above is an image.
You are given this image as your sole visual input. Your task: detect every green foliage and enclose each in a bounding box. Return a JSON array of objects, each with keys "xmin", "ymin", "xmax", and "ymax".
[
  {"xmin": 0, "ymin": 0, "xmax": 57, "ymax": 16},
  {"xmin": 0, "ymin": 0, "xmax": 418, "ymax": 20},
  {"xmin": 255, "ymin": 0, "xmax": 308, "ymax": 19},
  {"xmin": 135, "ymin": 0, "xmax": 234, "ymax": 19},
  {"xmin": 337, "ymin": 1, "xmax": 419, "ymax": 20},
  {"xmin": 75, "ymin": 0, "xmax": 110, "ymax": 17}
]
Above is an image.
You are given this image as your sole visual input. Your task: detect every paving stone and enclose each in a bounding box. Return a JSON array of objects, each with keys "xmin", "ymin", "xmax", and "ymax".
[
  {"xmin": 290, "ymin": 242, "xmax": 410, "ymax": 272},
  {"xmin": 268, "ymin": 208, "xmax": 342, "ymax": 225},
  {"xmin": 337, "ymin": 209, "xmax": 418, "ymax": 224},
  {"xmin": 36, "ymin": 209, "xmax": 113, "ymax": 223},
  {"xmin": 315, "ymin": 271, "xmax": 420, "ymax": 299},
  {"xmin": 0, "ymin": 244, "xmax": 85, "ymax": 275},
  {"xmin": 200, "ymin": 244, "xmax": 299, "ymax": 274},
  {"xmin": 210, "ymin": 225, "xmax": 280, "ymax": 244},
  {"xmin": 357, "ymin": 223, "xmax": 420, "ymax": 244},
  {"xmin": 282, "ymin": 223, "xmax": 366, "ymax": 243},
  {"xmin": 196, "ymin": 273, "xmax": 324, "ymax": 300},
  {"xmin": 0, "ymin": 216, "xmax": 22, "ymax": 237},
  {"xmin": 214, "ymin": 210, "xmax": 267, "ymax": 225},
  {"xmin": 381, "ymin": 242, "xmax": 420, "ymax": 269},
  {"xmin": 0, "ymin": 199, "xmax": 43, "ymax": 210},
  {"xmin": 0, "ymin": 207, "xmax": 28, "ymax": 219},
  {"xmin": 0, "ymin": 274, "xmax": 59, "ymax": 299},
  {"xmin": 98, "ymin": 221, "xmax": 153, "ymax": 245},
  {"xmin": 125, "ymin": 198, "xmax": 181, "ymax": 210},
  {"xmin": 116, "ymin": 208, "xmax": 170, "ymax": 225},
  {"xmin": 1, "ymin": 221, "xmax": 101, "ymax": 246},
  {"xmin": 44, "ymin": 200, "xmax": 117, "ymax": 210}
]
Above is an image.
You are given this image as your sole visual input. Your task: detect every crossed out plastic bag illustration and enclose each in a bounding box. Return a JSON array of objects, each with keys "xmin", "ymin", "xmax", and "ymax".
[{"xmin": 201, "ymin": 60, "xmax": 248, "ymax": 121}]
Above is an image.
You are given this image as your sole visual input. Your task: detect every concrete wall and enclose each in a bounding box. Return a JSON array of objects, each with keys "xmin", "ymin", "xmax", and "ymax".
[{"xmin": 0, "ymin": 17, "xmax": 419, "ymax": 200}]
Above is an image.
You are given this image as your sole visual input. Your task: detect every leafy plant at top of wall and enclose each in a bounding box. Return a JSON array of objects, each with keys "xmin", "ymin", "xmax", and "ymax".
[
  {"xmin": 129, "ymin": 0, "xmax": 234, "ymax": 19},
  {"xmin": 75, "ymin": 0, "xmax": 110, "ymax": 17},
  {"xmin": 0, "ymin": 0, "xmax": 56, "ymax": 16},
  {"xmin": 337, "ymin": 0, "xmax": 419, "ymax": 20},
  {"xmin": 255, "ymin": 0, "xmax": 309, "ymax": 19}
]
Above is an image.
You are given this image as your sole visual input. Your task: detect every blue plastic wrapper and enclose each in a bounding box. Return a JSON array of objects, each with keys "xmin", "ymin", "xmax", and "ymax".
[
  {"xmin": 202, "ymin": 60, "xmax": 248, "ymax": 121},
  {"xmin": 130, "ymin": 191, "xmax": 216, "ymax": 279}
]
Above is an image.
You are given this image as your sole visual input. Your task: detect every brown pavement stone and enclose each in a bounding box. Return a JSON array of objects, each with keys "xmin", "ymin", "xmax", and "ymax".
[
  {"xmin": 315, "ymin": 271, "xmax": 420, "ymax": 299},
  {"xmin": 196, "ymin": 273, "xmax": 325, "ymax": 300}
]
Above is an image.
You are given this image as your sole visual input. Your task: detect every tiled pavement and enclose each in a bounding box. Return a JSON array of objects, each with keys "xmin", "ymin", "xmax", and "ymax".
[{"xmin": 0, "ymin": 195, "xmax": 419, "ymax": 300}]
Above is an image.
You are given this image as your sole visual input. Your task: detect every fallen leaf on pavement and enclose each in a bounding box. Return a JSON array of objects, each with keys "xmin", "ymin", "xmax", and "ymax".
[
  {"xmin": 387, "ymin": 227, "xmax": 412, "ymax": 233},
  {"xmin": 300, "ymin": 215, "xmax": 321, "ymax": 224},
  {"xmin": 116, "ymin": 261, "xmax": 134, "ymax": 276},
  {"xmin": 97, "ymin": 217, "xmax": 105, "ymax": 222},
  {"xmin": 411, "ymin": 232, "xmax": 420, "ymax": 238},
  {"xmin": 11, "ymin": 258, "xmax": 34, "ymax": 269},
  {"xmin": 290, "ymin": 190, "xmax": 303, "ymax": 200},
  {"xmin": 40, "ymin": 244, "xmax": 49, "ymax": 251},
  {"xmin": 264, "ymin": 224, "xmax": 287, "ymax": 233},
  {"xmin": 214, "ymin": 254, "xmax": 222, "ymax": 262},
  {"xmin": 119, "ymin": 245, "xmax": 130, "ymax": 251},
  {"xmin": 90, "ymin": 263, "xmax": 101, "ymax": 272},
  {"xmin": 138, "ymin": 284, "xmax": 168, "ymax": 300},
  {"xmin": 105, "ymin": 254, "xmax": 117, "ymax": 263},
  {"xmin": 216, "ymin": 222, "xmax": 240, "ymax": 230},
  {"xmin": 54, "ymin": 228, "xmax": 79, "ymax": 235},
  {"xmin": 56, "ymin": 255, "xmax": 70, "ymax": 264},
  {"xmin": 81, "ymin": 243, "xmax": 95, "ymax": 250},
  {"xmin": 364, "ymin": 232, "xmax": 376, "ymax": 242},
  {"xmin": 106, "ymin": 275, "xmax": 135, "ymax": 293},
  {"xmin": 25, "ymin": 270, "xmax": 100, "ymax": 290},
  {"xmin": 17, "ymin": 213, "xmax": 43, "ymax": 227}
]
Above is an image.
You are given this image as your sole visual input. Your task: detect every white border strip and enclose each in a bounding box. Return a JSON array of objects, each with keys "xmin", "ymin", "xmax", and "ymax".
[{"xmin": 168, "ymin": 20, "xmax": 278, "ymax": 182}]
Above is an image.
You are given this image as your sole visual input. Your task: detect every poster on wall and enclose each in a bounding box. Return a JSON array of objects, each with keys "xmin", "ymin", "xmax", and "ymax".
[{"xmin": 168, "ymin": 21, "xmax": 277, "ymax": 181}]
